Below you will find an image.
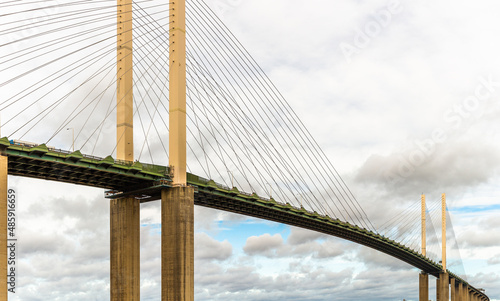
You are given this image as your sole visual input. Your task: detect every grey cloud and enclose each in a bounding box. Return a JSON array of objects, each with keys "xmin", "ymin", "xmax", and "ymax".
[
  {"xmin": 315, "ymin": 240, "xmax": 346, "ymax": 259},
  {"xmin": 194, "ymin": 206, "xmax": 247, "ymax": 231},
  {"xmin": 20, "ymin": 231, "xmax": 75, "ymax": 255},
  {"xmin": 243, "ymin": 233, "xmax": 284, "ymax": 256},
  {"xmin": 242, "ymin": 229, "xmax": 345, "ymax": 260},
  {"xmin": 460, "ymin": 229, "xmax": 500, "ymax": 248},
  {"xmin": 355, "ymin": 141, "xmax": 500, "ymax": 198},
  {"xmin": 287, "ymin": 226, "xmax": 327, "ymax": 245},
  {"xmin": 468, "ymin": 272, "xmax": 500, "ymax": 298},
  {"xmin": 487, "ymin": 254, "xmax": 500, "ymax": 265},
  {"xmin": 355, "ymin": 246, "xmax": 415, "ymax": 271}
]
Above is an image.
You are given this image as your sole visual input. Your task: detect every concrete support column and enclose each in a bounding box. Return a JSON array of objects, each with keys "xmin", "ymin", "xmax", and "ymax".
[
  {"xmin": 458, "ymin": 283, "xmax": 464, "ymax": 301},
  {"xmin": 437, "ymin": 278, "xmax": 441, "ymax": 301},
  {"xmin": 439, "ymin": 273, "xmax": 449, "ymax": 301},
  {"xmin": 0, "ymin": 156, "xmax": 7, "ymax": 300},
  {"xmin": 110, "ymin": 197, "xmax": 140, "ymax": 300},
  {"xmin": 162, "ymin": 187, "xmax": 194, "ymax": 301},
  {"xmin": 419, "ymin": 272, "xmax": 428, "ymax": 301},
  {"xmin": 451, "ymin": 278, "xmax": 456, "ymax": 301}
]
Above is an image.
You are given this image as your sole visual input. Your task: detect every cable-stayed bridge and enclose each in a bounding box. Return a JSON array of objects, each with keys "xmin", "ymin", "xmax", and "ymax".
[{"xmin": 0, "ymin": 0, "xmax": 490, "ymax": 300}]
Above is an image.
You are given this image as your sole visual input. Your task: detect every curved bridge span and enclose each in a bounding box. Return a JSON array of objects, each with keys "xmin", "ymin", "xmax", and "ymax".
[{"xmin": 0, "ymin": 139, "xmax": 489, "ymax": 300}]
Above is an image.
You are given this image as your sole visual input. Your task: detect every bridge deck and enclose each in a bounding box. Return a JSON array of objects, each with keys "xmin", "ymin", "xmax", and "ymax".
[{"xmin": 0, "ymin": 139, "xmax": 488, "ymax": 300}]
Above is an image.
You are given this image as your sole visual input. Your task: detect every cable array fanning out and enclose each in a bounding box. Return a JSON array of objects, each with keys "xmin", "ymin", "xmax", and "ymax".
[{"xmin": 2, "ymin": 0, "xmax": 376, "ymax": 237}]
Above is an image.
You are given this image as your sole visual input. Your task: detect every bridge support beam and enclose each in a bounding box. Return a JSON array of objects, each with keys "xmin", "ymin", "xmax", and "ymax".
[
  {"xmin": 162, "ymin": 187, "xmax": 194, "ymax": 301},
  {"xmin": 0, "ymin": 156, "xmax": 7, "ymax": 300},
  {"xmin": 419, "ymin": 272, "xmax": 428, "ymax": 301},
  {"xmin": 438, "ymin": 273, "xmax": 449, "ymax": 301},
  {"xmin": 458, "ymin": 283, "xmax": 464, "ymax": 301},
  {"xmin": 110, "ymin": 197, "xmax": 140, "ymax": 300},
  {"xmin": 437, "ymin": 278, "xmax": 441, "ymax": 301},
  {"xmin": 450, "ymin": 278, "xmax": 456, "ymax": 301}
]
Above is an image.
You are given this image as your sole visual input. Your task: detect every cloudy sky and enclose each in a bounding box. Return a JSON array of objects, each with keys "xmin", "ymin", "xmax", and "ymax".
[{"xmin": 4, "ymin": 0, "xmax": 500, "ymax": 300}]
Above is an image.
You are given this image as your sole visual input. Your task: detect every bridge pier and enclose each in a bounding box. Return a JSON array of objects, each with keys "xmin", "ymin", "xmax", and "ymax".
[
  {"xmin": 450, "ymin": 278, "xmax": 456, "ymax": 301},
  {"xmin": 0, "ymin": 156, "xmax": 7, "ymax": 299},
  {"xmin": 161, "ymin": 187, "xmax": 194, "ymax": 301},
  {"xmin": 419, "ymin": 272, "xmax": 429, "ymax": 301},
  {"xmin": 110, "ymin": 197, "xmax": 140, "ymax": 300},
  {"xmin": 437, "ymin": 273, "xmax": 449, "ymax": 301}
]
